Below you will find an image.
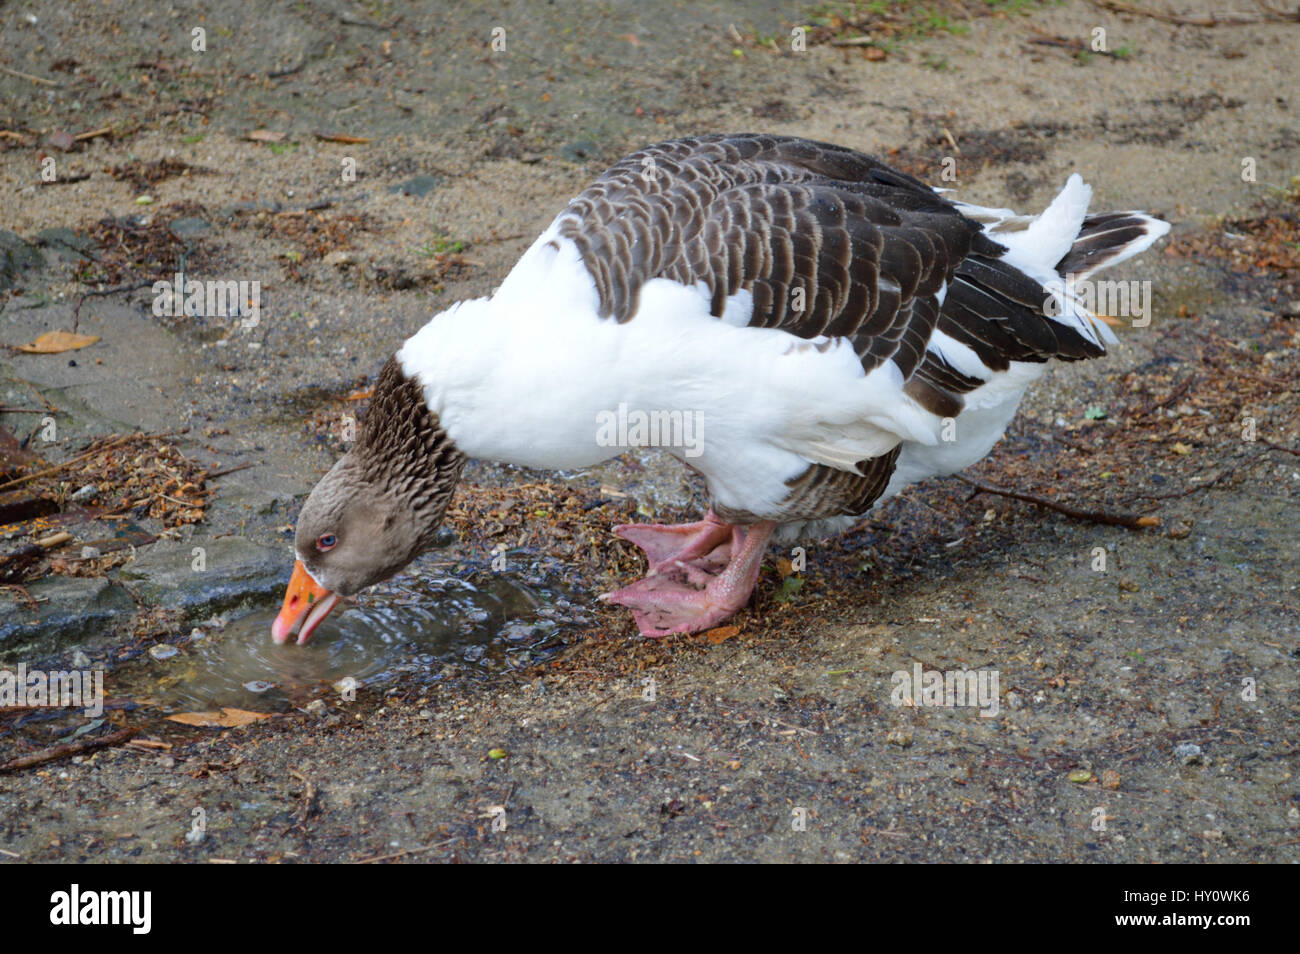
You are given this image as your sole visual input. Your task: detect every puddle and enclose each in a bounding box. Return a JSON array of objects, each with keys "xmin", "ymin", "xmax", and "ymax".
[{"xmin": 118, "ymin": 576, "xmax": 561, "ymax": 713}]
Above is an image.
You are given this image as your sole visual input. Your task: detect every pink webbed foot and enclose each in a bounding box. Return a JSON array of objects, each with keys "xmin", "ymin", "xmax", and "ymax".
[
  {"xmin": 612, "ymin": 510, "xmax": 732, "ymax": 574},
  {"xmin": 604, "ymin": 519, "xmax": 778, "ymax": 637}
]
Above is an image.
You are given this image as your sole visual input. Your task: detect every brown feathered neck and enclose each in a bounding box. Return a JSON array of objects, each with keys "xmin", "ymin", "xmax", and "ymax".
[{"xmin": 356, "ymin": 357, "xmax": 466, "ymax": 546}]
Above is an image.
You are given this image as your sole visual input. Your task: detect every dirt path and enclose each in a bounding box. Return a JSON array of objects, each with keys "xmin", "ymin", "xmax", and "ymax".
[{"xmin": 0, "ymin": 1, "xmax": 1296, "ymax": 862}]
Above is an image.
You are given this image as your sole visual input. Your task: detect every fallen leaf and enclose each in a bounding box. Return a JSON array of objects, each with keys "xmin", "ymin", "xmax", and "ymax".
[
  {"xmin": 487, "ymin": 747, "xmax": 507, "ymax": 759},
  {"xmin": 864, "ymin": 46, "xmax": 888, "ymax": 61},
  {"xmin": 15, "ymin": 330, "xmax": 100, "ymax": 354},
  {"xmin": 1171, "ymin": 442, "xmax": 1193, "ymax": 455},
  {"xmin": 246, "ymin": 129, "xmax": 287, "ymax": 143},
  {"xmin": 1067, "ymin": 769, "xmax": 1094, "ymax": 784},
  {"xmin": 704, "ymin": 624, "xmax": 739, "ymax": 644},
  {"xmin": 166, "ymin": 707, "xmax": 271, "ymax": 728},
  {"xmin": 314, "ymin": 131, "xmax": 372, "ymax": 144}
]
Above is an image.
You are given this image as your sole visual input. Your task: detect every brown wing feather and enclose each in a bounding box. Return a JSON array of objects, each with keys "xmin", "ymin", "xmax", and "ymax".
[{"xmin": 558, "ymin": 134, "xmax": 1105, "ymax": 421}]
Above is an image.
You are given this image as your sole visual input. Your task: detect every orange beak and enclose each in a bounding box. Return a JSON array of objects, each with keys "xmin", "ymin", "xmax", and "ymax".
[{"xmin": 272, "ymin": 560, "xmax": 341, "ymax": 645}]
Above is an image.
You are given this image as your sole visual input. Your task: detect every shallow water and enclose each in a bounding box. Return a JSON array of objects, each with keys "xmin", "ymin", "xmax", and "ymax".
[{"xmin": 122, "ymin": 576, "xmax": 555, "ymax": 713}]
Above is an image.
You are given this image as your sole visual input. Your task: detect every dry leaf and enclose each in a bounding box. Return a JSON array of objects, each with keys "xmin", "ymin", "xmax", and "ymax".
[
  {"xmin": 166, "ymin": 707, "xmax": 271, "ymax": 728},
  {"xmin": 864, "ymin": 46, "xmax": 888, "ymax": 61},
  {"xmin": 704, "ymin": 625, "xmax": 740, "ymax": 644},
  {"xmin": 314, "ymin": 131, "xmax": 372, "ymax": 144},
  {"xmin": 246, "ymin": 129, "xmax": 287, "ymax": 143},
  {"xmin": 1171, "ymin": 442, "xmax": 1193, "ymax": 455},
  {"xmin": 16, "ymin": 330, "xmax": 100, "ymax": 354}
]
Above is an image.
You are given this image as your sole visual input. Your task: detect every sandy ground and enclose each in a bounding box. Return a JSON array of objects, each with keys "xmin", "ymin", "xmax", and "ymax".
[{"xmin": 0, "ymin": 1, "xmax": 1296, "ymax": 862}]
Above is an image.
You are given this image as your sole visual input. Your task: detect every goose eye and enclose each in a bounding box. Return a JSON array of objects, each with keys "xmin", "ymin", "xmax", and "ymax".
[{"xmin": 316, "ymin": 534, "xmax": 337, "ymax": 552}]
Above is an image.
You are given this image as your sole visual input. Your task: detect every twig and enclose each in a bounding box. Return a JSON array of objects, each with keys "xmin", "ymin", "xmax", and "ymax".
[
  {"xmin": 0, "ymin": 65, "xmax": 62, "ymax": 87},
  {"xmin": 24, "ymin": 382, "xmax": 58, "ymax": 413},
  {"xmin": 954, "ymin": 475, "xmax": 1160, "ymax": 529},
  {"xmin": 356, "ymin": 838, "xmax": 456, "ymax": 864},
  {"xmin": 73, "ymin": 126, "xmax": 113, "ymax": 142},
  {"xmin": 203, "ymin": 461, "xmax": 255, "ymax": 480},
  {"xmin": 72, "ymin": 279, "xmax": 154, "ymax": 329},
  {"xmin": 1088, "ymin": 0, "xmax": 1300, "ymax": 25},
  {"xmin": 1263, "ymin": 441, "xmax": 1300, "ymax": 457},
  {"xmin": 40, "ymin": 172, "xmax": 92, "ymax": 186},
  {"xmin": 0, "ymin": 726, "xmax": 139, "ymax": 774},
  {"xmin": 1131, "ymin": 374, "xmax": 1196, "ymax": 418}
]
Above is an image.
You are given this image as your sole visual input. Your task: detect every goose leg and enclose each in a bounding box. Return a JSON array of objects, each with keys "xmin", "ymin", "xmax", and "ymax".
[{"xmin": 603, "ymin": 519, "xmax": 778, "ymax": 637}]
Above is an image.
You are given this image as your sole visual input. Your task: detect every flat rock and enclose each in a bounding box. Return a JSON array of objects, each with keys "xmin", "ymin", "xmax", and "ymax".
[
  {"xmin": 0, "ymin": 229, "xmax": 45, "ymax": 291},
  {"xmin": 114, "ymin": 536, "xmax": 289, "ymax": 617},
  {"xmin": 0, "ymin": 576, "xmax": 136, "ymax": 658},
  {"xmin": 33, "ymin": 226, "xmax": 99, "ymax": 262}
]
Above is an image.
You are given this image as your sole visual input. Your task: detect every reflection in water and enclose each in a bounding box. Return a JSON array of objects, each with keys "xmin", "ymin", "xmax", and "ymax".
[{"xmin": 126, "ymin": 577, "xmax": 551, "ymax": 712}]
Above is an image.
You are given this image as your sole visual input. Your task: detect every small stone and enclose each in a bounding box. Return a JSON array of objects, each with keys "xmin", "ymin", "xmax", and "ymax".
[
  {"xmin": 79, "ymin": 546, "xmax": 100, "ymax": 560},
  {"xmin": 304, "ymin": 699, "xmax": 328, "ymax": 716},
  {"xmin": 70, "ymin": 483, "xmax": 98, "ymax": 503},
  {"xmin": 70, "ymin": 650, "xmax": 91, "ymax": 668},
  {"xmin": 1100, "ymin": 769, "xmax": 1121, "ymax": 789},
  {"xmin": 1174, "ymin": 741, "xmax": 1204, "ymax": 765},
  {"xmin": 322, "ymin": 249, "xmax": 356, "ymax": 267},
  {"xmin": 149, "ymin": 644, "xmax": 179, "ymax": 661},
  {"xmin": 1068, "ymin": 769, "xmax": 1094, "ymax": 784},
  {"xmin": 168, "ymin": 217, "xmax": 211, "ymax": 240},
  {"xmin": 886, "ymin": 729, "xmax": 913, "ymax": 748},
  {"xmin": 386, "ymin": 174, "xmax": 443, "ymax": 198},
  {"xmin": 1279, "ymin": 300, "xmax": 1300, "ymax": 318}
]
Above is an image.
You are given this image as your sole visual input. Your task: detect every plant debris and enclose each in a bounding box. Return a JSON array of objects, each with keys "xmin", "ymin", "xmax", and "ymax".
[{"xmin": 107, "ymin": 157, "xmax": 215, "ymax": 192}]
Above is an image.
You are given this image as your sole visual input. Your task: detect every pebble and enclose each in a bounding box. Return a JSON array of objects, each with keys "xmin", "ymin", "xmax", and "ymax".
[
  {"xmin": 149, "ymin": 644, "xmax": 179, "ymax": 661},
  {"xmin": 1174, "ymin": 741, "xmax": 1205, "ymax": 765},
  {"xmin": 69, "ymin": 483, "xmax": 98, "ymax": 504},
  {"xmin": 304, "ymin": 699, "xmax": 328, "ymax": 716}
]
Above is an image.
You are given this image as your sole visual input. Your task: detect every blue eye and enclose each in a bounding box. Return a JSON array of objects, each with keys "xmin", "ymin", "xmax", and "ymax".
[{"xmin": 317, "ymin": 534, "xmax": 337, "ymax": 551}]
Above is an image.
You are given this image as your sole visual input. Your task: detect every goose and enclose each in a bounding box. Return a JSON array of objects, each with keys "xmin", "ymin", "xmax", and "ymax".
[{"xmin": 272, "ymin": 133, "xmax": 1170, "ymax": 644}]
